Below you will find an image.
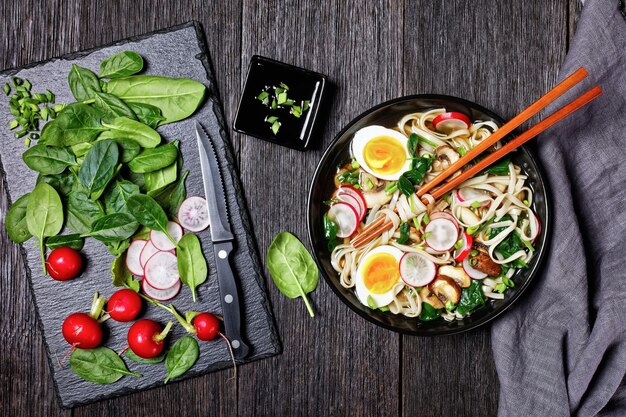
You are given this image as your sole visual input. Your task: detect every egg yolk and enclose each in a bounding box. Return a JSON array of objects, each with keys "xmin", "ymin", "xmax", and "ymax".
[
  {"xmin": 362, "ymin": 253, "xmax": 400, "ymax": 294},
  {"xmin": 363, "ymin": 136, "xmax": 407, "ymax": 175}
]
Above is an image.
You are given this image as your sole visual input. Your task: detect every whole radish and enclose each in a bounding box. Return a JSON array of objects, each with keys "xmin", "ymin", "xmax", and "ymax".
[
  {"xmin": 192, "ymin": 312, "xmax": 220, "ymax": 341},
  {"xmin": 127, "ymin": 319, "xmax": 172, "ymax": 359},
  {"xmin": 62, "ymin": 313, "xmax": 102, "ymax": 349},
  {"xmin": 107, "ymin": 289, "xmax": 142, "ymax": 322},
  {"xmin": 47, "ymin": 246, "xmax": 83, "ymax": 281}
]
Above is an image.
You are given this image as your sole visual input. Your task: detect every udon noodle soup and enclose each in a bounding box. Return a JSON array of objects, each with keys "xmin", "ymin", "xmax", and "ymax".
[{"xmin": 323, "ymin": 108, "xmax": 540, "ymax": 321}]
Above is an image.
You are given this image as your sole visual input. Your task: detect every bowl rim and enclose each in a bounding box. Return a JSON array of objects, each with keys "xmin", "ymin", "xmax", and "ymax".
[{"xmin": 306, "ymin": 93, "xmax": 550, "ymax": 336}]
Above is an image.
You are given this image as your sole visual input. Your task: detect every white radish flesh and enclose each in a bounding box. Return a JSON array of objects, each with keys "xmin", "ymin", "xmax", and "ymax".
[
  {"xmin": 453, "ymin": 232, "xmax": 473, "ymax": 262},
  {"xmin": 336, "ymin": 186, "xmax": 367, "ymax": 221},
  {"xmin": 150, "ymin": 221, "xmax": 183, "ymax": 251},
  {"xmin": 336, "ymin": 193, "xmax": 363, "ymax": 221},
  {"xmin": 126, "ymin": 240, "xmax": 147, "ymax": 276},
  {"xmin": 140, "ymin": 241, "xmax": 160, "ymax": 268},
  {"xmin": 144, "ymin": 251, "xmax": 180, "ymax": 290},
  {"xmin": 399, "ymin": 252, "xmax": 437, "ymax": 287},
  {"xmin": 327, "ymin": 202, "xmax": 359, "ymax": 238},
  {"xmin": 462, "ymin": 257, "xmax": 488, "ymax": 279},
  {"xmin": 425, "ymin": 218, "xmax": 459, "ymax": 251},
  {"xmin": 142, "ymin": 279, "xmax": 181, "ymax": 301},
  {"xmin": 178, "ymin": 196, "xmax": 210, "ymax": 232}
]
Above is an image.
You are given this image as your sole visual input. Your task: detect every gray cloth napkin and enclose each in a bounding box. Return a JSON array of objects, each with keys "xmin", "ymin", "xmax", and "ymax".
[{"xmin": 491, "ymin": 1, "xmax": 626, "ymax": 416}]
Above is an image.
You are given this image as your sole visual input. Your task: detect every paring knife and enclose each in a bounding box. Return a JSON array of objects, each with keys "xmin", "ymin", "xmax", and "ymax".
[{"xmin": 195, "ymin": 121, "xmax": 250, "ymax": 359}]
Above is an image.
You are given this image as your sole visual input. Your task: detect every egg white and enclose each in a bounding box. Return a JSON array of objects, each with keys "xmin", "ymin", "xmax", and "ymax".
[
  {"xmin": 351, "ymin": 125, "xmax": 412, "ymax": 181},
  {"xmin": 355, "ymin": 245, "xmax": 404, "ymax": 308}
]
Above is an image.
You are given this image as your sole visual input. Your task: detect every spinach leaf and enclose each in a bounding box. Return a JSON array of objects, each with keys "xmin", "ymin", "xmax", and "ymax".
[
  {"xmin": 322, "ymin": 213, "xmax": 340, "ymax": 251},
  {"xmin": 87, "ymin": 213, "xmax": 138, "ymax": 243},
  {"xmin": 177, "ymin": 234, "xmax": 207, "ymax": 302},
  {"xmin": 408, "ymin": 133, "xmax": 419, "ymax": 156},
  {"xmin": 101, "ymin": 116, "xmax": 160, "ymax": 148},
  {"xmin": 68, "ymin": 64, "xmax": 101, "ymax": 101},
  {"xmin": 78, "ymin": 139, "xmax": 119, "ymax": 199},
  {"xmin": 39, "ymin": 103, "xmax": 105, "ymax": 147},
  {"xmin": 45, "ymin": 234, "xmax": 84, "ymax": 250},
  {"xmin": 92, "ymin": 92, "xmax": 137, "ymax": 122},
  {"xmin": 336, "ymin": 170, "xmax": 359, "ymax": 186},
  {"xmin": 419, "ymin": 301, "xmax": 442, "ymax": 321},
  {"xmin": 488, "ymin": 216, "xmax": 528, "ymax": 267},
  {"xmin": 111, "ymin": 251, "xmax": 132, "ymax": 287},
  {"xmin": 99, "ymin": 51, "xmax": 144, "ymax": 79},
  {"xmin": 65, "ymin": 190, "xmax": 104, "ymax": 234},
  {"xmin": 151, "ymin": 170, "xmax": 188, "ymax": 218},
  {"xmin": 105, "ymin": 75, "xmax": 206, "ymax": 124},
  {"xmin": 127, "ymin": 143, "xmax": 178, "ymax": 174},
  {"xmin": 125, "ymin": 349, "xmax": 165, "ymax": 364},
  {"xmin": 485, "ymin": 157, "xmax": 510, "ymax": 175},
  {"xmin": 37, "ymin": 170, "xmax": 76, "ymax": 198},
  {"xmin": 145, "ymin": 162, "xmax": 177, "ymax": 193},
  {"xmin": 164, "ymin": 336, "xmax": 199, "ymax": 383},
  {"xmin": 456, "ymin": 280, "xmax": 486, "ymax": 316},
  {"xmin": 105, "ymin": 238, "xmax": 131, "ymax": 257},
  {"xmin": 26, "ymin": 183, "xmax": 64, "ymax": 273},
  {"xmin": 71, "ymin": 142, "xmax": 92, "ymax": 158},
  {"xmin": 127, "ymin": 102, "xmax": 166, "ymax": 129},
  {"xmin": 397, "ymin": 222, "xmax": 410, "ymax": 244},
  {"xmin": 398, "ymin": 156, "xmax": 433, "ymax": 196},
  {"xmin": 397, "ymin": 175, "xmax": 414, "ymax": 196},
  {"xmin": 5, "ymin": 193, "xmax": 32, "ymax": 243},
  {"xmin": 113, "ymin": 138, "xmax": 141, "ymax": 163},
  {"xmin": 22, "ymin": 144, "xmax": 77, "ymax": 175},
  {"xmin": 103, "ymin": 180, "xmax": 140, "ymax": 215},
  {"xmin": 126, "ymin": 194, "xmax": 170, "ymax": 235},
  {"xmin": 70, "ymin": 346, "xmax": 141, "ymax": 384},
  {"xmin": 267, "ymin": 232, "xmax": 318, "ymax": 317}
]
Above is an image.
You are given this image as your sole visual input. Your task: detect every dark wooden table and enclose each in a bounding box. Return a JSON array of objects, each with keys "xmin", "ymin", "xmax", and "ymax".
[{"xmin": 0, "ymin": 1, "xmax": 581, "ymax": 416}]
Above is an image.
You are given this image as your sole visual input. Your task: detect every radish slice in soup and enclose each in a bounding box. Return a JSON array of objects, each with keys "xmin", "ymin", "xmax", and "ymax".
[
  {"xmin": 336, "ymin": 186, "xmax": 367, "ymax": 221},
  {"xmin": 462, "ymin": 257, "xmax": 488, "ymax": 279},
  {"xmin": 150, "ymin": 221, "xmax": 183, "ymax": 251},
  {"xmin": 327, "ymin": 202, "xmax": 359, "ymax": 238},
  {"xmin": 399, "ymin": 252, "xmax": 437, "ymax": 287},
  {"xmin": 336, "ymin": 193, "xmax": 363, "ymax": 221},
  {"xmin": 430, "ymin": 211, "xmax": 459, "ymax": 230},
  {"xmin": 454, "ymin": 232, "xmax": 473, "ymax": 262},
  {"xmin": 425, "ymin": 218, "xmax": 458, "ymax": 251},
  {"xmin": 432, "ymin": 112, "xmax": 471, "ymax": 133}
]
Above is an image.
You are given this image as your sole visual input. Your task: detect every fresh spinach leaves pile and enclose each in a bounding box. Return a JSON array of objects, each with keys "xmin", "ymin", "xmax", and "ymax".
[{"xmin": 5, "ymin": 51, "xmax": 207, "ymax": 296}]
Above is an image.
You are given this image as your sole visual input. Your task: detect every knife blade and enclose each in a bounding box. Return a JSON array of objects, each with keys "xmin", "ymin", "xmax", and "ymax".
[{"xmin": 195, "ymin": 121, "xmax": 249, "ymax": 359}]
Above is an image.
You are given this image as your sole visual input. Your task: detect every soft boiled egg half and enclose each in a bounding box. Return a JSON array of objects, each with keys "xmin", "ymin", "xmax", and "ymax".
[
  {"xmin": 355, "ymin": 245, "xmax": 404, "ymax": 308},
  {"xmin": 351, "ymin": 125, "xmax": 412, "ymax": 181}
]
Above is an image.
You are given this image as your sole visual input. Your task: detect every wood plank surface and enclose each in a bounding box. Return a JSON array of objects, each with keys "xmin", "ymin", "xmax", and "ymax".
[{"xmin": 0, "ymin": 1, "xmax": 578, "ymax": 416}]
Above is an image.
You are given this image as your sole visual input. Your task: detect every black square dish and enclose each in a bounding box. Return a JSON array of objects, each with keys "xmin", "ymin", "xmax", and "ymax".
[{"xmin": 233, "ymin": 55, "xmax": 327, "ymax": 151}]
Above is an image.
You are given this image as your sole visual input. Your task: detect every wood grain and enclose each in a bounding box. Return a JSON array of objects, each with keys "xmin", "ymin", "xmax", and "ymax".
[{"xmin": 0, "ymin": 0, "xmax": 575, "ymax": 416}]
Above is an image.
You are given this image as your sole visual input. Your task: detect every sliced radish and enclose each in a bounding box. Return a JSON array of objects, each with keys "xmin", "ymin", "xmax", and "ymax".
[
  {"xmin": 462, "ymin": 256, "xmax": 488, "ymax": 279},
  {"xmin": 178, "ymin": 196, "xmax": 210, "ymax": 232},
  {"xmin": 336, "ymin": 193, "xmax": 363, "ymax": 221},
  {"xmin": 327, "ymin": 202, "xmax": 359, "ymax": 238},
  {"xmin": 456, "ymin": 188, "xmax": 491, "ymax": 208},
  {"xmin": 453, "ymin": 232, "xmax": 473, "ymax": 262},
  {"xmin": 399, "ymin": 252, "xmax": 437, "ymax": 287},
  {"xmin": 336, "ymin": 186, "xmax": 367, "ymax": 221},
  {"xmin": 425, "ymin": 218, "xmax": 459, "ymax": 251},
  {"xmin": 140, "ymin": 241, "xmax": 160, "ymax": 268},
  {"xmin": 126, "ymin": 240, "xmax": 147, "ymax": 276},
  {"xmin": 430, "ymin": 211, "xmax": 459, "ymax": 230},
  {"xmin": 150, "ymin": 221, "xmax": 183, "ymax": 251},
  {"xmin": 432, "ymin": 112, "xmax": 471, "ymax": 133},
  {"xmin": 144, "ymin": 251, "xmax": 180, "ymax": 290},
  {"xmin": 142, "ymin": 279, "xmax": 181, "ymax": 301}
]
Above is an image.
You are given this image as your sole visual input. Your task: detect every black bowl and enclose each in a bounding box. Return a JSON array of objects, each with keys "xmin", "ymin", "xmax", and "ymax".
[{"xmin": 307, "ymin": 94, "xmax": 550, "ymax": 336}]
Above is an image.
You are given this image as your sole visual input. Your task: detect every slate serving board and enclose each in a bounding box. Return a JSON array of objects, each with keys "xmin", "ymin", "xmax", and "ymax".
[{"xmin": 0, "ymin": 22, "xmax": 281, "ymax": 408}]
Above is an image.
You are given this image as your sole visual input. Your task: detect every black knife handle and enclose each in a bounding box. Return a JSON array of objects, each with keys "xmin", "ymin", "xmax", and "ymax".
[{"xmin": 213, "ymin": 241, "xmax": 249, "ymax": 359}]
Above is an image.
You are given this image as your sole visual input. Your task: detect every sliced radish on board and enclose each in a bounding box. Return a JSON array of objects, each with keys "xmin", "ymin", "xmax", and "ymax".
[
  {"xmin": 150, "ymin": 221, "xmax": 183, "ymax": 251},
  {"xmin": 432, "ymin": 112, "xmax": 471, "ymax": 133},
  {"xmin": 144, "ymin": 251, "xmax": 180, "ymax": 290},
  {"xmin": 453, "ymin": 232, "xmax": 473, "ymax": 262},
  {"xmin": 126, "ymin": 240, "xmax": 147, "ymax": 276},
  {"xmin": 178, "ymin": 196, "xmax": 210, "ymax": 232},
  {"xmin": 336, "ymin": 186, "xmax": 367, "ymax": 221},
  {"xmin": 399, "ymin": 252, "xmax": 437, "ymax": 287},
  {"xmin": 425, "ymin": 217, "xmax": 459, "ymax": 251},
  {"xmin": 142, "ymin": 279, "xmax": 181, "ymax": 301},
  {"xmin": 140, "ymin": 241, "xmax": 160, "ymax": 268},
  {"xmin": 327, "ymin": 202, "xmax": 359, "ymax": 238},
  {"xmin": 462, "ymin": 256, "xmax": 488, "ymax": 280},
  {"xmin": 429, "ymin": 211, "xmax": 460, "ymax": 230}
]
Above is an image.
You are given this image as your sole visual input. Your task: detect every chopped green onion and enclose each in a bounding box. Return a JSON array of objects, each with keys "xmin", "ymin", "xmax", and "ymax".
[
  {"xmin": 302, "ymin": 100, "xmax": 310, "ymax": 111},
  {"xmin": 46, "ymin": 90, "xmax": 55, "ymax": 102},
  {"xmin": 9, "ymin": 119, "xmax": 18, "ymax": 130},
  {"xmin": 470, "ymin": 258, "xmax": 478, "ymax": 266},
  {"xmin": 413, "ymin": 216, "xmax": 420, "ymax": 231},
  {"xmin": 416, "ymin": 134, "xmax": 438, "ymax": 148},
  {"xmin": 279, "ymin": 82, "xmax": 290, "ymax": 91},
  {"xmin": 458, "ymin": 146, "xmax": 467, "ymax": 156},
  {"xmin": 257, "ymin": 91, "xmax": 269, "ymax": 103},
  {"xmin": 466, "ymin": 224, "xmax": 480, "ymax": 235},
  {"xmin": 424, "ymin": 231, "xmax": 432, "ymax": 238},
  {"xmin": 353, "ymin": 184, "xmax": 360, "ymax": 189},
  {"xmin": 277, "ymin": 92, "xmax": 287, "ymax": 105},
  {"xmin": 24, "ymin": 137, "xmax": 31, "ymax": 147},
  {"xmin": 3, "ymin": 83, "xmax": 10, "ymax": 96},
  {"xmin": 470, "ymin": 249, "xmax": 479, "ymax": 257},
  {"xmin": 40, "ymin": 107, "xmax": 49, "ymax": 120},
  {"xmin": 23, "ymin": 79, "xmax": 32, "ymax": 90},
  {"xmin": 15, "ymin": 129, "xmax": 28, "ymax": 138},
  {"xmin": 471, "ymin": 201, "xmax": 482, "ymax": 208},
  {"xmin": 502, "ymin": 276, "xmax": 515, "ymax": 288},
  {"xmin": 445, "ymin": 300, "xmax": 456, "ymax": 311},
  {"xmin": 265, "ymin": 115, "xmax": 279, "ymax": 124},
  {"xmin": 378, "ymin": 305, "xmax": 390, "ymax": 312},
  {"xmin": 494, "ymin": 283, "xmax": 507, "ymax": 293},
  {"xmin": 454, "ymin": 239, "xmax": 463, "ymax": 249},
  {"xmin": 54, "ymin": 104, "xmax": 65, "ymax": 112},
  {"xmin": 271, "ymin": 98, "xmax": 277, "ymax": 110},
  {"xmin": 521, "ymin": 238, "xmax": 535, "ymax": 252},
  {"xmin": 523, "ymin": 200, "xmax": 530, "ymax": 206},
  {"xmin": 11, "ymin": 77, "xmax": 23, "ymax": 87},
  {"xmin": 365, "ymin": 178, "xmax": 374, "ymax": 191},
  {"xmin": 271, "ymin": 120, "xmax": 281, "ymax": 135},
  {"xmin": 367, "ymin": 295, "xmax": 377, "ymax": 309},
  {"xmin": 423, "ymin": 212, "xmax": 430, "ymax": 225},
  {"xmin": 290, "ymin": 105, "xmax": 302, "ymax": 118},
  {"xmin": 351, "ymin": 160, "xmax": 360, "ymax": 169}
]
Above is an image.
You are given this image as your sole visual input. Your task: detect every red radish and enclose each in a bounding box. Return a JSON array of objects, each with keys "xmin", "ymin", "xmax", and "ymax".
[
  {"xmin": 126, "ymin": 240, "xmax": 147, "ymax": 276},
  {"xmin": 336, "ymin": 186, "xmax": 367, "ymax": 221},
  {"xmin": 193, "ymin": 312, "xmax": 220, "ymax": 341},
  {"xmin": 127, "ymin": 319, "xmax": 171, "ymax": 359},
  {"xmin": 432, "ymin": 112, "xmax": 471, "ymax": 133},
  {"xmin": 456, "ymin": 188, "xmax": 491, "ymax": 208},
  {"xmin": 462, "ymin": 256, "xmax": 488, "ymax": 279},
  {"xmin": 327, "ymin": 202, "xmax": 359, "ymax": 238},
  {"xmin": 46, "ymin": 247, "xmax": 83, "ymax": 281},
  {"xmin": 150, "ymin": 221, "xmax": 183, "ymax": 251},
  {"xmin": 142, "ymin": 279, "xmax": 181, "ymax": 301},
  {"xmin": 425, "ymin": 218, "xmax": 459, "ymax": 251},
  {"xmin": 107, "ymin": 289, "xmax": 142, "ymax": 322},
  {"xmin": 62, "ymin": 313, "xmax": 102, "ymax": 349},
  {"xmin": 140, "ymin": 241, "xmax": 160, "ymax": 268},
  {"xmin": 335, "ymin": 193, "xmax": 363, "ymax": 221},
  {"xmin": 399, "ymin": 252, "xmax": 437, "ymax": 287},
  {"xmin": 454, "ymin": 232, "xmax": 473, "ymax": 262},
  {"xmin": 177, "ymin": 196, "xmax": 210, "ymax": 232},
  {"xmin": 144, "ymin": 251, "xmax": 179, "ymax": 290},
  {"xmin": 429, "ymin": 211, "xmax": 459, "ymax": 230}
]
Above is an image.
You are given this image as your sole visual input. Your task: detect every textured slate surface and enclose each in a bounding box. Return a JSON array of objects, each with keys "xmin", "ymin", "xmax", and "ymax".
[{"xmin": 0, "ymin": 22, "xmax": 280, "ymax": 408}]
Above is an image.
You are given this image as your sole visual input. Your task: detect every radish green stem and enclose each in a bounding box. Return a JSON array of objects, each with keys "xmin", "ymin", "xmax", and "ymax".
[
  {"xmin": 154, "ymin": 321, "xmax": 173, "ymax": 342},
  {"xmin": 89, "ymin": 292, "xmax": 107, "ymax": 320},
  {"xmin": 39, "ymin": 243, "xmax": 47, "ymax": 275},
  {"xmin": 167, "ymin": 304, "xmax": 195, "ymax": 334}
]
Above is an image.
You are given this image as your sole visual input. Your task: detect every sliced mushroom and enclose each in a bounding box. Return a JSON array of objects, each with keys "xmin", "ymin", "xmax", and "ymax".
[
  {"xmin": 429, "ymin": 276, "xmax": 461, "ymax": 305},
  {"xmin": 362, "ymin": 181, "xmax": 392, "ymax": 208},
  {"xmin": 420, "ymin": 286, "xmax": 445, "ymax": 309},
  {"xmin": 459, "ymin": 207, "xmax": 481, "ymax": 226},
  {"xmin": 409, "ymin": 226, "xmax": 421, "ymax": 243},
  {"xmin": 358, "ymin": 171, "xmax": 380, "ymax": 192},
  {"xmin": 470, "ymin": 245, "xmax": 502, "ymax": 277},
  {"xmin": 432, "ymin": 145, "xmax": 460, "ymax": 172},
  {"xmin": 438, "ymin": 265, "xmax": 471, "ymax": 288}
]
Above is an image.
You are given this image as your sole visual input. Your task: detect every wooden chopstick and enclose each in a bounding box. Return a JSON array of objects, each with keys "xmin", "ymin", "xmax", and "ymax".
[
  {"xmin": 430, "ymin": 85, "xmax": 602, "ymax": 200},
  {"xmin": 417, "ymin": 67, "xmax": 589, "ymax": 197},
  {"xmin": 350, "ymin": 216, "xmax": 391, "ymax": 248}
]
